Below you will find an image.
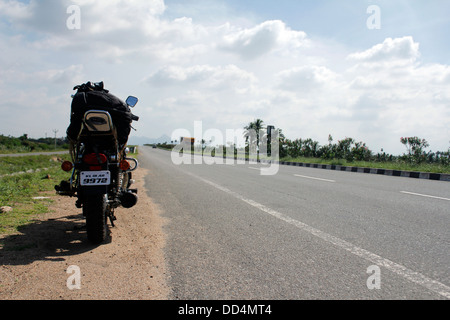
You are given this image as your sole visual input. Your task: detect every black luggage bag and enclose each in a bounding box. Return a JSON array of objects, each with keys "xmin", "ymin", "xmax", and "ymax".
[{"xmin": 66, "ymin": 82, "xmax": 133, "ymax": 147}]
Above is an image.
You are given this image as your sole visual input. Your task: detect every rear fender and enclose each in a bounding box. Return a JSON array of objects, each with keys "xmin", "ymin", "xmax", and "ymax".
[{"xmin": 79, "ymin": 185, "xmax": 108, "ymax": 197}]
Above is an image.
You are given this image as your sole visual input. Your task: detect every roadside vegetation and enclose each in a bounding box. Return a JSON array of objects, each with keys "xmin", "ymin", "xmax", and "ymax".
[
  {"xmin": 127, "ymin": 145, "xmax": 139, "ymax": 156},
  {"xmin": 0, "ymin": 154, "xmax": 72, "ymax": 235},
  {"xmin": 0, "ymin": 143, "xmax": 139, "ymax": 236},
  {"xmin": 152, "ymin": 119, "xmax": 450, "ymax": 174},
  {"xmin": 0, "ymin": 134, "xmax": 69, "ymax": 154},
  {"xmin": 277, "ymin": 134, "xmax": 449, "ymax": 174}
]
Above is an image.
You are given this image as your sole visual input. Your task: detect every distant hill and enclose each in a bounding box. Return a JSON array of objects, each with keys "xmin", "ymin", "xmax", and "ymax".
[{"xmin": 127, "ymin": 134, "xmax": 172, "ymax": 146}]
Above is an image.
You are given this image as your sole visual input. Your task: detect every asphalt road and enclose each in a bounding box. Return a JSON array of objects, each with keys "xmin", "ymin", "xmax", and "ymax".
[{"xmin": 138, "ymin": 146, "xmax": 449, "ymax": 300}]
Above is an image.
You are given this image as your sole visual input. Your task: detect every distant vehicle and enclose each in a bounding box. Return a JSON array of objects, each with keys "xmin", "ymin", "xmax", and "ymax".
[{"xmin": 152, "ymin": 145, "xmax": 157, "ymax": 149}]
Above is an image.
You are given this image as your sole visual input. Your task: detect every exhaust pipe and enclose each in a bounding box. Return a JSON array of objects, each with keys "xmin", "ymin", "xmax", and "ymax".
[{"xmin": 120, "ymin": 191, "xmax": 138, "ymax": 209}]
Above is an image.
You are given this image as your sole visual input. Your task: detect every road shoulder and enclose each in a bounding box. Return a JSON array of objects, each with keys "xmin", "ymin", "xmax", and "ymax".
[{"xmin": 0, "ymin": 167, "xmax": 169, "ymax": 299}]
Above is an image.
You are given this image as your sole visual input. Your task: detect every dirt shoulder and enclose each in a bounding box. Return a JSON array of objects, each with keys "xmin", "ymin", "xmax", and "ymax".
[{"xmin": 0, "ymin": 167, "xmax": 170, "ymax": 300}]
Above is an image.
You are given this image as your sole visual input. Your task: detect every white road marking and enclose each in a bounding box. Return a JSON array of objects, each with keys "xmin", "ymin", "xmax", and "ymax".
[
  {"xmin": 294, "ymin": 174, "xmax": 336, "ymax": 183},
  {"xmin": 401, "ymin": 191, "xmax": 450, "ymax": 202},
  {"xmin": 186, "ymin": 171, "xmax": 450, "ymax": 299},
  {"xmin": 249, "ymin": 166, "xmax": 274, "ymax": 174}
]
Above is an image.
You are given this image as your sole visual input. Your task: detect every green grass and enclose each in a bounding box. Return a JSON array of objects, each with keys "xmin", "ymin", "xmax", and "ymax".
[
  {"xmin": 0, "ymin": 147, "xmax": 68, "ymax": 155},
  {"xmin": 0, "ymin": 154, "xmax": 69, "ymax": 176},
  {"xmin": 0, "ymin": 155, "xmax": 72, "ymax": 235},
  {"xmin": 0, "ymin": 146, "xmax": 141, "ymax": 236},
  {"xmin": 280, "ymin": 156, "xmax": 450, "ymax": 174},
  {"xmin": 127, "ymin": 145, "xmax": 139, "ymax": 156}
]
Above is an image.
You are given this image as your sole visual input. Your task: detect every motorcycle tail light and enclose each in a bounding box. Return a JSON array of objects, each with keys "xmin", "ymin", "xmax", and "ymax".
[
  {"xmin": 83, "ymin": 153, "xmax": 107, "ymax": 165},
  {"xmin": 61, "ymin": 161, "xmax": 73, "ymax": 172},
  {"xmin": 119, "ymin": 160, "xmax": 130, "ymax": 171}
]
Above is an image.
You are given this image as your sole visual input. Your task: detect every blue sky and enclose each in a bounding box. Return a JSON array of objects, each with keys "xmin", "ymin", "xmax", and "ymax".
[
  {"xmin": 165, "ymin": 0, "xmax": 450, "ymax": 63},
  {"xmin": 0, "ymin": 0, "xmax": 449, "ymax": 154}
]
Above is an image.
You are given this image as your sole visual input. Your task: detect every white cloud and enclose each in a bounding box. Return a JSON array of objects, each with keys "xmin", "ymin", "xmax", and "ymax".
[
  {"xmin": 276, "ymin": 65, "xmax": 339, "ymax": 92},
  {"xmin": 339, "ymin": 38, "xmax": 449, "ymax": 152},
  {"xmin": 348, "ymin": 36, "xmax": 420, "ymax": 64},
  {"xmin": 144, "ymin": 64, "xmax": 256, "ymax": 90},
  {"xmin": 0, "ymin": 0, "xmax": 166, "ymax": 33},
  {"xmin": 218, "ymin": 20, "xmax": 308, "ymax": 60},
  {"xmin": 0, "ymin": 0, "xmax": 190, "ymax": 61},
  {"xmin": 0, "ymin": 0, "xmax": 448, "ymax": 154},
  {"xmin": 0, "ymin": 0, "xmax": 31, "ymax": 20}
]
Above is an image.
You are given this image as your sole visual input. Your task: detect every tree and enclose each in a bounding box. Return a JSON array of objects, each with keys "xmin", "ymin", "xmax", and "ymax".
[
  {"xmin": 400, "ymin": 136, "xmax": 429, "ymax": 164},
  {"xmin": 352, "ymin": 141, "xmax": 372, "ymax": 161},
  {"xmin": 302, "ymin": 138, "xmax": 320, "ymax": 158},
  {"xmin": 336, "ymin": 137, "xmax": 355, "ymax": 161},
  {"xmin": 244, "ymin": 119, "xmax": 265, "ymax": 153}
]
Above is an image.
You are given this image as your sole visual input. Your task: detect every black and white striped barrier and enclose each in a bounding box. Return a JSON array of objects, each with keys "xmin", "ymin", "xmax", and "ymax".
[
  {"xmin": 157, "ymin": 147, "xmax": 450, "ymax": 182},
  {"xmin": 257, "ymin": 159, "xmax": 450, "ymax": 182}
]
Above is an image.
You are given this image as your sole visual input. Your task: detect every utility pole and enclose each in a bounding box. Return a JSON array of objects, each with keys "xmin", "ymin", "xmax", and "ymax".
[
  {"xmin": 53, "ymin": 129, "xmax": 58, "ymax": 150},
  {"xmin": 267, "ymin": 125, "xmax": 275, "ymax": 156}
]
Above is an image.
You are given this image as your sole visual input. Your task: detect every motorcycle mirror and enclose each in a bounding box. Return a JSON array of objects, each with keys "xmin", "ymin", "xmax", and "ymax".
[{"xmin": 126, "ymin": 96, "xmax": 138, "ymax": 107}]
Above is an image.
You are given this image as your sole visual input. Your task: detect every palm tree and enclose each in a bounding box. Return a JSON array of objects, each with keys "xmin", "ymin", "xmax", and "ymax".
[{"xmin": 244, "ymin": 119, "xmax": 265, "ymax": 148}]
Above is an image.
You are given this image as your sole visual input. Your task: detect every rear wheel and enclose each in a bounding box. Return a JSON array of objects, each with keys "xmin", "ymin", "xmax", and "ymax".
[{"xmin": 83, "ymin": 194, "xmax": 108, "ymax": 244}]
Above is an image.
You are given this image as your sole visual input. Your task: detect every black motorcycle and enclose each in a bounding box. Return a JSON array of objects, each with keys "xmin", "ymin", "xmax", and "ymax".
[{"xmin": 56, "ymin": 94, "xmax": 140, "ymax": 244}]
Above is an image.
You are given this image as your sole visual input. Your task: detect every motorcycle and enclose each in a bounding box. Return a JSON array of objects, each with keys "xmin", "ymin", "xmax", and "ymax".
[{"xmin": 56, "ymin": 95, "xmax": 140, "ymax": 244}]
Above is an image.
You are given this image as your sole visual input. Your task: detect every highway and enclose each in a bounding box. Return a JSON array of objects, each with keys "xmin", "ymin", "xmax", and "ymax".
[{"xmin": 138, "ymin": 146, "xmax": 450, "ymax": 300}]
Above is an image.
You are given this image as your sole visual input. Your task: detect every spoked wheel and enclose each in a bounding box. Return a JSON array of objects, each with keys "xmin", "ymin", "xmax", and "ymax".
[{"xmin": 83, "ymin": 194, "xmax": 108, "ymax": 244}]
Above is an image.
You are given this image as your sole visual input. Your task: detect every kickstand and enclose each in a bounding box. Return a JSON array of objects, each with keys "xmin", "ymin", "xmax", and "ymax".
[{"xmin": 108, "ymin": 209, "xmax": 117, "ymax": 227}]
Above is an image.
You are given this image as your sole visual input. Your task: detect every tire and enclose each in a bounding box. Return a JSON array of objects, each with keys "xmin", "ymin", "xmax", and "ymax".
[{"xmin": 83, "ymin": 194, "xmax": 108, "ymax": 244}]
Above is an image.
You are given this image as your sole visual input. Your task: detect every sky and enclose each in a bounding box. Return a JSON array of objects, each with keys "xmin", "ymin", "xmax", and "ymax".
[{"xmin": 0, "ymin": 0, "xmax": 449, "ymax": 155}]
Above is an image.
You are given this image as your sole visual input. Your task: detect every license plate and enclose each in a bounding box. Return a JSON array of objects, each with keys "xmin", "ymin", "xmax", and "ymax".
[{"xmin": 80, "ymin": 171, "xmax": 111, "ymax": 186}]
